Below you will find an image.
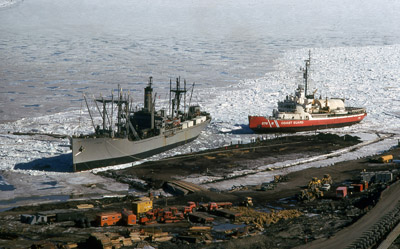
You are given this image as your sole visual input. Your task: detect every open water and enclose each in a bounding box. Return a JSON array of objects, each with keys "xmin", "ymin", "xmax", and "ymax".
[{"xmin": 1, "ymin": 0, "xmax": 400, "ymax": 123}]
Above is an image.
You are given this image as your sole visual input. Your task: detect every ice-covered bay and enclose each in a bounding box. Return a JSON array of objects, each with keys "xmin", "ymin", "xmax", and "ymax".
[{"xmin": 1, "ymin": 45, "xmax": 400, "ymax": 204}]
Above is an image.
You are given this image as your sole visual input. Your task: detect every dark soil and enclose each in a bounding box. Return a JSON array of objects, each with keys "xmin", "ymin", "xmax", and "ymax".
[{"xmin": 102, "ymin": 133, "xmax": 361, "ymax": 189}]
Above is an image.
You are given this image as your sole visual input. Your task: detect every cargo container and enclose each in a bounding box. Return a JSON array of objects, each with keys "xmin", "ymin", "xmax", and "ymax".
[
  {"xmin": 336, "ymin": 187, "xmax": 348, "ymax": 198},
  {"xmin": 132, "ymin": 197, "xmax": 153, "ymax": 215},
  {"xmin": 363, "ymin": 181, "xmax": 368, "ymax": 190},
  {"xmin": 96, "ymin": 212, "xmax": 122, "ymax": 226},
  {"xmin": 121, "ymin": 209, "xmax": 136, "ymax": 225},
  {"xmin": 379, "ymin": 155, "xmax": 393, "ymax": 163},
  {"xmin": 351, "ymin": 184, "xmax": 363, "ymax": 192}
]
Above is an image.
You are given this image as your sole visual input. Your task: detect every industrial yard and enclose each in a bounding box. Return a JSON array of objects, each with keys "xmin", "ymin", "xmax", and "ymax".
[{"xmin": 1, "ymin": 133, "xmax": 400, "ymax": 249}]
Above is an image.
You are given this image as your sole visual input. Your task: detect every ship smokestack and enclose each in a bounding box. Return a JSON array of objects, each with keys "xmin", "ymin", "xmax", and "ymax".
[{"xmin": 144, "ymin": 77, "xmax": 153, "ymax": 112}]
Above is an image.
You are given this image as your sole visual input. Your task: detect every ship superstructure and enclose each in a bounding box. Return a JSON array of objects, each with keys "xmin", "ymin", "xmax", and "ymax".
[
  {"xmin": 71, "ymin": 77, "xmax": 210, "ymax": 171},
  {"xmin": 248, "ymin": 52, "xmax": 366, "ymax": 133}
]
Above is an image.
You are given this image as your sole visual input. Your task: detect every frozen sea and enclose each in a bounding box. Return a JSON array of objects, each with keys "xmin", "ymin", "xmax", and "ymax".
[{"xmin": 1, "ymin": 0, "xmax": 400, "ymax": 208}]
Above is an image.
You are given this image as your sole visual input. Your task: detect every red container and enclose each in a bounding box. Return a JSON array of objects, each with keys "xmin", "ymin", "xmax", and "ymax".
[
  {"xmin": 351, "ymin": 184, "xmax": 363, "ymax": 192},
  {"xmin": 336, "ymin": 187, "xmax": 348, "ymax": 198}
]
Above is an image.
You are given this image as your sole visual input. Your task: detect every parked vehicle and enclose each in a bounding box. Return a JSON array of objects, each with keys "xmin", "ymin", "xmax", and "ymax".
[{"xmin": 321, "ymin": 184, "xmax": 331, "ymax": 191}]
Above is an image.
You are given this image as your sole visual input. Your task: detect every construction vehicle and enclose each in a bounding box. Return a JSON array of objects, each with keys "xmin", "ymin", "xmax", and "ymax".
[
  {"xmin": 138, "ymin": 210, "xmax": 157, "ymax": 225},
  {"xmin": 308, "ymin": 177, "xmax": 322, "ymax": 190},
  {"xmin": 241, "ymin": 197, "xmax": 253, "ymax": 207},
  {"xmin": 181, "ymin": 201, "xmax": 197, "ymax": 215},
  {"xmin": 313, "ymin": 188, "xmax": 324, "ymax": 198},
  {"xmin": 260, "ymin": 182, "xmax": 275, "ymax": 191},
  {"xmin": 298, "ymin": 184, "xmax": 324, "ymax": 202},
  {"xmin": 187, "ymin": 201, "xmax": 197, "ymax": 212},
  {"xmin": 137, "ymin": 207, "xmax": 186, "ymax": 225},
  {"xmin": 274, "ymin": 175, "xmax": 288, "ymax": 183},
  {"xmin": 199, "ymin": 202, "xmax": 233, "ymax": 211},
  {"xmin": 132, "ymin": 197, "xmax": 153, "ymax": 215},
  {"xmin": 159, "ymin": 210, "xmax": 185, "ymax": 223},
  {"xmin": 298, "ymin": 188, "xmax": 324, "ymax": 202},
  {"xmin": 321, "ymin": 174, "xmax": 333, "ymax": 185},
  {"xmin": 298, "ymin": 189, "xmax": 315, "ymax": 202}
]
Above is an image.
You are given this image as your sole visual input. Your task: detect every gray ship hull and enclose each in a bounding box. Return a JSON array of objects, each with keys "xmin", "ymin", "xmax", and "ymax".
[{"xmin": 72, "ymin": 119, "xmax": 210, "ymax": 171}]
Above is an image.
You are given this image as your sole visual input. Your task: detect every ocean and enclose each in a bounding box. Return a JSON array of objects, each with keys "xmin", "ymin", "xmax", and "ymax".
[{"xmin": 1, "ymin": 0, "xmax": 400, "ymax": 123}]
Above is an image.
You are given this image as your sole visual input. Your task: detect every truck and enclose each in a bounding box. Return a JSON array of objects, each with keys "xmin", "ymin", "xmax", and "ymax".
[
  {"xmin": 200, "ymin": 202, "xmax": 232, "ymax": 211},
  {"xmin": 138, "ymin": 210, "xmax": 157, "ymax": 225},
  {"xmin": 321, "ymin": 184, "xmax": 331, "ymax": 191},
  {"xmin": 180, "ymin": 201, "xmax": 197, "ymax": 215},
  {"xmin": 159, "ymin": 210, "xmax": 185, "ymax": 223}
]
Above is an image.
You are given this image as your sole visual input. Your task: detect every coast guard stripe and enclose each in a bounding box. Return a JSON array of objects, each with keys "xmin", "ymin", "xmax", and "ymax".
[{"xmin": 274, "ymin": 120, "xmax": 280, "ymax": 128}]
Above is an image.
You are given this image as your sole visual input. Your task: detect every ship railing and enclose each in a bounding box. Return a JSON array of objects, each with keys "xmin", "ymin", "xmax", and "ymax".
[{"xmin": 346, "ymin": 107, "xmax": 366, "ymax": 114}]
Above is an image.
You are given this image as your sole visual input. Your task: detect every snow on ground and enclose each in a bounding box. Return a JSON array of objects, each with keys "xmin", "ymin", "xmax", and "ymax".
[{"xmin": 1, "ymin": 45, "xmax": 400, "ymax": 206}]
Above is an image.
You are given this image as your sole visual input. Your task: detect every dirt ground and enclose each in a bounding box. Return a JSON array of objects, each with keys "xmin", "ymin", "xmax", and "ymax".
[
  {"xmin": 107, "ymin": 133, "xmax": 361, "ymax": 189},
  {"xmin": 1, "ymin": 133, "xmax": 400, "ymax": 249}
]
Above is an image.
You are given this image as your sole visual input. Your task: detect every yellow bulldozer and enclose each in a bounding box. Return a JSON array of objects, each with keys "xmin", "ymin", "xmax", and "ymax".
[
  {"xmin": 308, "ymin": 177, "xmax": 322, "ymax": 190},
  {"xmin": 321, "ymin": 174, "xmax": 333, "ymax": 185},
  {"xmin": 298, "ymin": 188, "xmax": 324, "ymax": 202}
]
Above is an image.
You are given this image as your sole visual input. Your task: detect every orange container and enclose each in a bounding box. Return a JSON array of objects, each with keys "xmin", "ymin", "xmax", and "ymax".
[{"xmin": 96, "ymin": 212, "xmax": 121, "ymax": 226}]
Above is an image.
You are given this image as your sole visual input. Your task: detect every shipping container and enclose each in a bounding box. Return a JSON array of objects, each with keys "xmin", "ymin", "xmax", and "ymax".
[
  {"xmin": 351, "ymin": 184, "xmax": 363, "ymax": 192},
  {"xmin": 336, "ymin": 186, "xmax": 348, "ymax": 198},
  {"xmin": 132, "ymin": 198, "xmax": 153, "ymax": 215},
  {"xmin": 122, "ymin": 209, "xmax": 136, "ymax": 225},
  {"xmin": 96, "ymin": 212, "xmax": 122, "ymax": 226},
  {"xmin": 379, "ymin": 155, "xmax": 393, "ymax": 163}
]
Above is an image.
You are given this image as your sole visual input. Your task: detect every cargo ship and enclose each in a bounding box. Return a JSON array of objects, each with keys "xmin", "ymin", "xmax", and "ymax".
[
  {"xmin": 249, "ymin": 52, "xmax": 366, "ymax": 133},
  {"xmin": 71, "ymin": 77, "xmax": 211, "ymax": 171}
]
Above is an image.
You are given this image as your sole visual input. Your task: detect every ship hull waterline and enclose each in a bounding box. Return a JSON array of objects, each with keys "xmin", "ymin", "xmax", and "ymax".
[
  {"xmin": 249, "ymin": 113, "xmax": 366, "ymax": 134},
  {"xmin": 72, "ymin": 120, "xmax": 210, "ymax": 172}
]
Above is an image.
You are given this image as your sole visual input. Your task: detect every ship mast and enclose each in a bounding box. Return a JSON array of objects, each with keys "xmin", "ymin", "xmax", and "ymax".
[
  {"xmin": 170, "ymin": 77, "xmax": 187, "ymax": 119},
  {"xmin": 303, "ymin": 50, "xmax": 311, "ymax": 98}
]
